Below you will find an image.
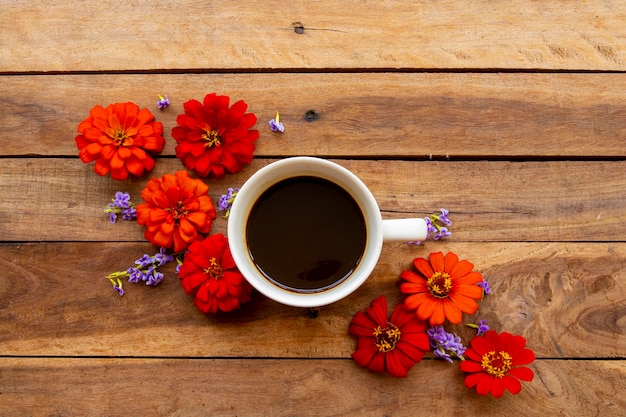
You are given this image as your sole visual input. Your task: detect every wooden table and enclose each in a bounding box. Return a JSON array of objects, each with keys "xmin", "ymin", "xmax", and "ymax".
[{"xmin": 1, "ymin": 1, "xmax": 624, "ymax": 415}]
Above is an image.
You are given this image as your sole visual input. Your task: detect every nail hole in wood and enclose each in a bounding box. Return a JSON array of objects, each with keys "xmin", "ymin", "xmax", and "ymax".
[
  {"xmin": 304, "ymin": 110, "xmax": 319, "ymax": 122},
  {"xmin": 292, "ymin": 22, "xmax": 305, "ymax": 34}
]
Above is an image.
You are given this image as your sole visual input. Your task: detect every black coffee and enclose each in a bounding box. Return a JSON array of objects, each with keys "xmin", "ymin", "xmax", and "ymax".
[{"xmin": 246, "ymin": 176, "xmax": 367, "ymax": 293}]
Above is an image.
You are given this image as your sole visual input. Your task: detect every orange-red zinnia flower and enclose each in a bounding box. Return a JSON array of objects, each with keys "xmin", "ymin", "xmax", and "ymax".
[
  {"xmin": 75, "ymin": 102, "xmax": 164, "ymax": 180},
  {"xmin": 172, "ymin": 93, "xmax": 259, "ymax": 178},
  {"xmin": 178, "ymin": 234, "xmax": 253, "ymax": 314},
  {"xmin": 136, "ymin": 170, "xmax": 216, "ymax": 252},
  {"xmin": 400, "ymin": 252, "xmax": 484, "ymax": 325},
  {"xmin": 460, "ymin": 330, "xmax": 536, "ymax": 398},
  {"xmin": 349, "ymin": 295, "xmax": 430, "ymax": 378}
]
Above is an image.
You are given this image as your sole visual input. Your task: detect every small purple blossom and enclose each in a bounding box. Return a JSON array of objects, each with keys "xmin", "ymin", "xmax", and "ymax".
[
  {"xmin": 476, "ymin": 319, "xmax": 489, "ymax": 335},
  {"xmin": 468, "ymin": 319, "xmax": 489, "ymax": 336},
  {"xmin": 113, "ymin": 191, "xmax": 131, "ymax": 208},
  {"xmin": 218, "ymin": 187, "xmax": 239, "ymax": 218},
  {"xmin": 427, "ymin": 325, "xmax": 466, "ymax": 363},
  {"xmin": 157, "ymin": 95, "xmax": 170, "ymax": 109},
  {"xmin": 127, "ymin": 267, "xmax": 144, "ymax": 283},
  {"xmin": 175, "ymin": 256, "xmax": 184, "ymax": 274},
  {"xmin": 154, "ymin": 247, "xmax": 174, "ymax": 266},
  {"xmin": 433, "ymin": 226, "xmax": 451, "ymax": 240},
  {"xmin": 406, "ymin": 209, "xmax": 452, "ymax": 245},
  {"xmin": 438, "ymin": 208, "xmax": 452, "ymax": 226},
  {"xmin": 105, "ymin": 192, "xmax": 136, "ymax": 223},
  {"xmin": 121, "ymin": 206, "xmax": 136, "ymax": 220},
  {"xmin": 108, "ymin": 276, "xmax": 125, "ymax": 296},
  {"xmin": 477, "ymin": 279, "xmax": 491, "ymax": 295},
  {"xmin": 113, "ymin": 284, "xmax": 125, "ymax": 296},
  {"xmin": 145, "ymin": 270, "xmax": 164, "ymax": 286},
  {"xmin": 135, "ymin": 254, "xmax": 154, "ymax": 268},
  {"xmin": 269, "ymin": 111, "xmax": 284, "ymax": 132}
]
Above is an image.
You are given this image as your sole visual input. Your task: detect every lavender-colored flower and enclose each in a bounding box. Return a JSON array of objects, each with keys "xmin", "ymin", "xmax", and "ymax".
[
  {"xmin": 113, "ymin": 191, "xmax": 131, "ymax": 208},
  {"xmin": 477, "ymin": 279, "xmax": 491, "ymax": 295},
  {"xmin": 154, "ymin": 247, "xmax": 174, "ymax": 266},
  {"xmin": 127, "ymin": 267, "xmax": 144, "ymax": 283},
  {"xmin": 121, "ymin": 206, "xmax": 136, "ymax": 220},
  {"xmin": 141, "ymin": 266, "xmax": 156, "ymax": 283},
  {"xmin": 157, "ymin": 95, "xmax": 170, "ymax": 109},
  {"xmin": 146, "ymin": 270, "xmax": 164, "ymax": 286},
  {"xmin": 405, "ymin": 210, "xmax": 452, "ymax": 245},
  {"xmin": 108, "ymin": 277, "xmax": 125, "ymax": 296},
  {"xmin": 105, "ymin": 192, "xmax": 136, "ymax": 223},
  {"xmin": 433, "ymin": 226, "xmax": 451, "ymax": 241},
  {"xmin": 427, "ymin": 325, "xmax": 466, "ymax": 363},
  {"xmin": 422, "ymin": 217, "xmax": 435, "ymax": 239},
  {"xmin": 467, "ymin": 319, "xmax": 489, "ymax": 336},
  {"xmin": 218, "ymin": 187, "xmax": 239, "ymax": 218},
  {"xmin": 135, "ymin": 254, "xmax": 154, "ymax": 268},
  {"xmin": 438, "ymin": 208, "xmax": 452, "ymax": 226},
  {"xmin": 269, "ymin": 111, "xmax": 284, "ymax": 132},
  {"xmin": 476, "ymin": 319, "xmax": 489, "ymax": 336}
]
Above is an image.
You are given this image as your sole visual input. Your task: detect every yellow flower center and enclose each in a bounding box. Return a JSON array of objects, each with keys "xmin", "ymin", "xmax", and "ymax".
[
  {"xmin": 481, "ymin": 350, "xmax": 513, "ymax": 378},
  {"xmin": 373, "ymin": 322, "xmax": 401, "ymax": 352},
  {"xmin": 203, "ymin": 130, "xmax": 221, "ymax": 147},
  {"xmin": 112, "ymin": 129, "xmax": 133, "ymax": 146},
  {"xmin": 427, "ymin": 271, "xmax": 452, "ymax": 298},
  {"xmin": 203, "ymin": 257, "xmax": 223, "ymax": 280}
]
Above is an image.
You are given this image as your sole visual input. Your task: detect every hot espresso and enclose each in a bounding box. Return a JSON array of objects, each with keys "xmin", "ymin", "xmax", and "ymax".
[{"xmin": 246, "ymin": 176, "xmax": 367, "ymax": 293}]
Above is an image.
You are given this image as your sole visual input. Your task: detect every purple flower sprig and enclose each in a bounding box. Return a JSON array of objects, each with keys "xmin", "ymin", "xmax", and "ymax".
[
  {"xmin": 269, "ymin": 111, "xmax": 284, "ymax": 132},
  {"xmin": 407, "ymin": 208, "xmax": 452, "ymax": 245},
  {"xmin": 427, "ymin": 325, "xmax": 466, "ymax": 363},
  {"xmin": 157, "ymin": 94, "xmax": 170, "ymax": 110},
  {"xmin": 467, "ymin": 319, "xmax": 489, "ymax": 336},
  {"xmin": 107, "ymin": 276, "xmax": 125, "ymax": 296},
  {"xmin": 218, "ymin": 187, "xmax": 239, "ymax": 219},
  {"xmin": 105, "ymin": 192, "xmax": 136, "ymax": 223},
  {"xmin": 106, "ymin": 247, "xmax": 174, "ymax": 295},
  {"xmin": 477, "ymin": 279, "xmax": 491, "ymax": 298}
]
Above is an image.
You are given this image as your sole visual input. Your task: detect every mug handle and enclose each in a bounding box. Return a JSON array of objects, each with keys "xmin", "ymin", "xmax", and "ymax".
[{"xmin": 382, "ymin": 218, "xmax": 428, "ymax": 242}]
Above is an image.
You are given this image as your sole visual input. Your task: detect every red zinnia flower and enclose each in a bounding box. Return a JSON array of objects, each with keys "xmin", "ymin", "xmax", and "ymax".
[
  {"xmin": 349, "ymin": 295, "xmax": 430, "ymax": 378},
  {"xmin": 460, "ymin": 330, "xmax": 536, "ymax": 398},
  {"xmin": 75, "ymin": 102, "xmax": 164, "ymax": 180},
  {"xmin": 400, "ymin": 252, "xmax": 484, "ymax": 325},
  {"xmin": 136, "ymin": 170, "xmax": 216, "ymax": 252},
  {"xmin": 178, "ymin": 234, "xmax": 253, "ymax": 314},
  {"xmin": 172, "ymin": 93, "xmax": 259, "ymax": 178}
]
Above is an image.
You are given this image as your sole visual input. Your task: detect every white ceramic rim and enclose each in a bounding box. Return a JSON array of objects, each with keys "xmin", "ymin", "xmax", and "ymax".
[{"xmin": 228, "ymin": 157, "xmax": 384, "ymax": 308}]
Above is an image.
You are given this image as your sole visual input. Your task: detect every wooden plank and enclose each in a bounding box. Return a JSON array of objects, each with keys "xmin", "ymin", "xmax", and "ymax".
[
  {"xmin": 1, "ymin": 158, "xmax": 624, "ymax": 242},
  {"xmin": 2, "ymin": 73, "xmax": 626, "ymax": 157},
  {"xmin": 1, "ymin": 1, "xmax": 624, "ymax": 72},
  {"xmin": 0, "ymin": 358, "xmax": 623, "ymax": 416},
  {"xmin": 0, "ymin": 241, "xmax": 623, "ymax": 358}
]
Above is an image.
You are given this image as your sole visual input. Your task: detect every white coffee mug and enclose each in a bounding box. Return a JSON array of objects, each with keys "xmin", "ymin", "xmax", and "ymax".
[{"xmin": 228, "ymin": 157, "xmax": 427, "ymax": 308}]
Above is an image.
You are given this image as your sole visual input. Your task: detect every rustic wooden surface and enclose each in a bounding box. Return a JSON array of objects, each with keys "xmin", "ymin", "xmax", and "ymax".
[{"xmin": 0, "ymin": 1, "xmax": 625, "ymax": 416}]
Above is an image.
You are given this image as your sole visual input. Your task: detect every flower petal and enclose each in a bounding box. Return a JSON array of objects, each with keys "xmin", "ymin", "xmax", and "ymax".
[{"xmin": 508, "ymin": 366, "xmax": 535, "ymax": 382}]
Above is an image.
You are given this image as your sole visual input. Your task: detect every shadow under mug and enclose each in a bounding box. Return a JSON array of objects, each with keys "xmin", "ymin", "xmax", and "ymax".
[{"xmin": 228, "ymin": 157, "xmax": 427, "ymax": 308}]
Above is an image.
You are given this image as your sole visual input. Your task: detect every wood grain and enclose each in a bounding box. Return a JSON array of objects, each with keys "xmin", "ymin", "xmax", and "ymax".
[
  {"xmin": 0, "ymin": 358, "xmax": 623, "ymax": 417},
  {"xmin": 1, "ymin": 158, "xmax": 623, "ymax": 242},
  {"xmin": 0, "ymin": 242, "xmax": 623, "ymax": 358},
  {"xmin": 1, "ymin": 73, "xmax": 626, "ymax": 157},
  {"xmin": 1, "ymin": 1, "xmax": 624, "ymax": 72}
]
